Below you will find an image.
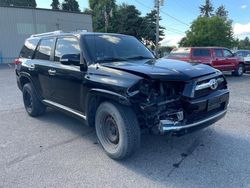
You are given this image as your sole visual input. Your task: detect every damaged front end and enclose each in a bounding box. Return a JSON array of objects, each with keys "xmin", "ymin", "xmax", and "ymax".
[{"xmin": 127, "ymin": 73, "xmax": 229, "ymax": 135}]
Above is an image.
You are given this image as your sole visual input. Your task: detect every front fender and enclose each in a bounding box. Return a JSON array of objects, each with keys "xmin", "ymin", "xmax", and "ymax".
[{"xmin": 87, "ymin": 88, "xmax": 131, "ymax": 106}]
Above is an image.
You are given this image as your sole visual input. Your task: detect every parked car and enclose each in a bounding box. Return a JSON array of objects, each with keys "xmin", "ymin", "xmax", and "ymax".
[
  {"xmin": 166, "ymin": 47, "xmax": 245, "ymax": 76},
  {"xmin": 15, "ymin": 31, "xmax": 229, "ymax": 159},
  {"xmin": 234, "ymin": 50, "xmax": 250, "ymax": 72}
]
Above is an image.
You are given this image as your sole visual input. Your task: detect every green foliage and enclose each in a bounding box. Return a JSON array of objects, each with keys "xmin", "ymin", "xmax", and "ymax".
[
  {"xmin": 199, "ymin": 0, "xmax": 214, "ymax": 17},
  {"xmin": 89, "ymin": 0, "xmax": 116, "ymax": 32},
  {"xmin": 0, "ymin": 0, "xmax": 36, "ymax": 7},
  {"xmin": 237, "ymin": 37, "xmax": 250, "ymax": 50},
  {"xmin": 51, "ymin": 0, "xmax": 60, "ymax": 10},
  {"xmin": 180, "ymin": 2, "xmax": 236, "ymax": 48},
  {"xmin": 179, "ymin": 16, "xmax": 235, "ymax": 48},
  {"xmin": 215, "ymin": 5, "xmax": 228, "ymax": 18},
  {"xmin": 141, "ymin": 10, "xmax": 165, "ymax": 45},
  {"xmin": 62, "ymin": 0, "xmax": 80, "ymax": 12},
  {"xmin": 109, "ymin": 4, "xmax": 143, "ymax": 38},
  {"xmin": 88, "ymin": 0, "xmax": 165, "ymax": 46}
]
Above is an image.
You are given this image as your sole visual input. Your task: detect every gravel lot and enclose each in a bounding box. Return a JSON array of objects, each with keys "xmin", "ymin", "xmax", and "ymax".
[{"xmin": 0, "ymin": 64, "xmax": 250, "ymax": 188}]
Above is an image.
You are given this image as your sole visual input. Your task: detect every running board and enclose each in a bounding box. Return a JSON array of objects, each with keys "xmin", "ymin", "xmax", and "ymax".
[{"xmin": 43, "ymin": 100, "xmax": 86, "ymax": 120}]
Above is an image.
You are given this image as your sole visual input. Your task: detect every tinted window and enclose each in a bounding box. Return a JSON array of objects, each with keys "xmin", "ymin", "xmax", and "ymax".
[
  {"xmin": 19, "ymin": 38, "xmax": 39, "ymax": 58},
  {"xmin": 35, "ymin": 38, "xmax": 54, "ymax": 60},
  {"xmin": 83, "ymin": 35, "xmax": 154, "ymax": 62},
  {"xmin": 215, "ymin": 49, "xmax": 223, "ymax": 57},
  {"xmin": 223, "ymin": 49, "xmax": 233, "ymax": 57},
  {"xmin": 235, "ymin": 51, "xmax": 244, "ymax": 57},
  {"xmin": 55, "ymin": 37, "xmax": 80, "ymax": 62},
  {"xmin": 193, "ymin": 49, "xmax": 211, "ymax": 57}
]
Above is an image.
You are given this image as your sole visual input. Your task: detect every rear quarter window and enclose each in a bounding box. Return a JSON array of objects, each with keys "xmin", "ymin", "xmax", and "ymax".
[
  {"xmin": 192, "ymin": 49, "xmax": 211, "ymax": 57},
  {"xmin": 19, "ymin": 38, "xmax": 39, "ymax": 59}
]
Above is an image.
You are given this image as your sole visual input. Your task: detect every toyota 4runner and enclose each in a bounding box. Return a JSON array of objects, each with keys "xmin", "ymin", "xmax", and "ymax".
[{"xmin": 15, "ymin": 31, "xmax": 229, "ymax": 159}]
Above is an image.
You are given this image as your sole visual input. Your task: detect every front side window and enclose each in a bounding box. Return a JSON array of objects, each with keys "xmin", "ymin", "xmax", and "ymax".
[
  {"xmin": 35, "ymin": 38, "xmax": 54, "ymax": 61},
  {"xmin": 223, "ymin": 49, "xmax": 233, "ymax": 57},
  {"xmin": 83, "ymin": 34, "xmax": 154, "ymax": 63},
  {"xmin": 19, "ymin": 38, "xmax": 39, "ymax": 59},
  {"xmin": 54, "ymin": 37, "xmax": 80, "ymax": 62},
  {"xmin": 193, "ymin": 49, "xmax": 211, "ymax": 57},
  {"xmin": 215, "ymin": 49, "xmax": 223, "ymax": 57}
]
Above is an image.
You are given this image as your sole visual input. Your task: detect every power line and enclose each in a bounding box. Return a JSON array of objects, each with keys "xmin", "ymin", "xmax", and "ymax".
[
  {"xmin": 134, "ymin": 0, "xmax": 190, "ymax": 27},
  {"xmin": 159, "ymin": 8, "xmax": 190, "ymax": 27}
]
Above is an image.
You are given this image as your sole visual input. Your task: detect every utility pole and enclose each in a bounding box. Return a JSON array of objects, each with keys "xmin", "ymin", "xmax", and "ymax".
[{"xmin": 155, "ymin": 0, "xmax": 164, "ymax": 58}]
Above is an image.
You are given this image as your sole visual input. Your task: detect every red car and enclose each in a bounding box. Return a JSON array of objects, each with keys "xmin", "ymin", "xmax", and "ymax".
[{"xmin": 166, "ymin": 47, "xmax": 245, "ymax": 76}]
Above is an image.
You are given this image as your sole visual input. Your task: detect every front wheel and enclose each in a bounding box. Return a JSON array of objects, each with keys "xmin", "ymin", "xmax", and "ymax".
[
  {"xmin": 95, "ymin": 102, "xmax": 140, "ymax": 160},
  {"xmin": 232, "ymin": 63, "xmax": 244, "ymax": 76}
]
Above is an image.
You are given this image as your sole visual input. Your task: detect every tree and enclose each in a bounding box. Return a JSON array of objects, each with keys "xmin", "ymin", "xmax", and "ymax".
[
  {"xmin": 51, "ymin": 0, "xmax": 60, "ymax": 10},
  {"xmin": 238, "ymin": 37, "xmax": 250, "ymax": 50},
  {"xmin": 0, "ymin": 0, "xmax": 36, "ymax": 7},
  {"xmin": 179, "ymin": 16, "xmax": 235, "ymax": 48},
  {"xmin": 199, "ymin": 0, "xmax": 214, "ymax": 17},
  {"xmin": 110, "ymin": 4, "xmax": 143, "ymax": 38},
  {"xmin": 89, "ymin": 0, "xmax": 116, "ymax": 32},
  {"xmin": 141, "ymin": 10, "xmax": 165, "ymax": 47},
  {"xmin": 215, "ymin": 5, "xmax": 228, "ymax": 18},
  {"xmin": 62, "ymin": 0, "xmax": 80, "ymax": 12}
]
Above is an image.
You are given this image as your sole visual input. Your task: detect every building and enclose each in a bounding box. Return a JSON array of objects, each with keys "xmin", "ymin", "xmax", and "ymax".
[{"xmin": 0, "ymin": 6, "xmax": 93, "ymax": 63}]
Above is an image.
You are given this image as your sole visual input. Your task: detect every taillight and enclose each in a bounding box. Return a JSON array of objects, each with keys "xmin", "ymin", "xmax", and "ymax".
[{"xmin": 14, "ymin": 58, "xmax": 22, "ymax": 65}]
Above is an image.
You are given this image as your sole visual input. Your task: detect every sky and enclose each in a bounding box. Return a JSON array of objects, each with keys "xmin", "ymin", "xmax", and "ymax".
[{"xmin": 37, "ymin": 0, "xmax": 250, "ymax": 46}]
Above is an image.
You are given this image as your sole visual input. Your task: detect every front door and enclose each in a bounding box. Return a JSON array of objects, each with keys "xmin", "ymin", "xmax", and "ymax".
[
  {"xmin": 222, "ymin": 49, "xmax": 237, "ymax": 70},
  {"xmin": 49, "ymin": 36, "xmax": 84, "ymax": 112},
  {"xmin": 212, "ymin": 49, "xmax": 225, "ymax": 70}
]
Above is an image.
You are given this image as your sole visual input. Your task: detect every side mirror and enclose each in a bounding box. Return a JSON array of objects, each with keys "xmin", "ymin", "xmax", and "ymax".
[{"xmin": 60, "ymin": 54, "xmax": 80, "ymax": 66}]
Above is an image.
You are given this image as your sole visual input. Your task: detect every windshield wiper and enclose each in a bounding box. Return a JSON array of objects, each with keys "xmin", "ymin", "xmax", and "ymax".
[
  {"xmin": 126, "ymin": 55, "xmax": 154, "ymax": 60},
  {"xmin": 95, "ymin": 57, "xmax": 127, "ymax": 63}
]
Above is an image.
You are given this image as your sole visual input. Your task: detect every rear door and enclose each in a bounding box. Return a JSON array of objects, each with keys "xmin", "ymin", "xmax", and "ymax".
[{"xmin": 33, "ymin": 38, "xmax": 56, "ymax": 100}]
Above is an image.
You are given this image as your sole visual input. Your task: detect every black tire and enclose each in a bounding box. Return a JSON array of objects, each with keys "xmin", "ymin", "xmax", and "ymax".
[
  {"xmin": 22, "ymin": 83, "xmax": 46, "ymax": 117},
  {"xmin": 95, "ymin": 102, "xmax": 140, "ymax": 160},
  {"xmin": 232, "ymin": 63, "xmax": 244, "ymax": 76}
]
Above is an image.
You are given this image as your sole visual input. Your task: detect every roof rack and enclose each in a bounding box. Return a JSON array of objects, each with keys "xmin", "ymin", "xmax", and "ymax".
[{"xmin": 30, "ymin": 30, "xmax": 63, "ymax": 37}]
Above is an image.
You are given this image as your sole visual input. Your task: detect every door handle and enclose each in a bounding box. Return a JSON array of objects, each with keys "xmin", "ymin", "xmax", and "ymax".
[
  {"xmin": 48, "ymin": 69, "xmax": 56, "ymax": 76},
  {"xmin": 28, "ymin": 64, "xmax": 35, "ymax": 71}
]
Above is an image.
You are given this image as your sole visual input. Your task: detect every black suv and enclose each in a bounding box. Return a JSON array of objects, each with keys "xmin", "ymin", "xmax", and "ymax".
[{"xmin": 15, "ymin": 31, "xmax": 229, "ymax": 159}]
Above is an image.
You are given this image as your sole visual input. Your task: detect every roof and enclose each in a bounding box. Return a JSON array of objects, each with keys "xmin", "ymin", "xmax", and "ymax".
[
  {"xmin": 0, "ymin": 5, "xmax": 91, "ymax": 15},
  {"xmin": 29, "ymin": 30, "xmax": 129, "ymax": 39}
]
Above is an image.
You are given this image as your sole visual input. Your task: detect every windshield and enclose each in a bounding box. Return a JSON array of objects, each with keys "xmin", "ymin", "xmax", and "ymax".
[
  {"xmin": 169, "ymin": 48, "xmax": 190, "ymax": 57},
  {"xmin": 83, "ymin": 34, "xmax": 154, "ymax": 63}
]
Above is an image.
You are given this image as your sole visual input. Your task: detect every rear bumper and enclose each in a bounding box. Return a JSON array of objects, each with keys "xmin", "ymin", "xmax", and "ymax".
[
  {"xmin": 158, "ymin": 89, "xmax": 229, "ymax": 135},
  {"xmin": 245, "ymin": 62, "xmax": 250, "ymax": 72}
]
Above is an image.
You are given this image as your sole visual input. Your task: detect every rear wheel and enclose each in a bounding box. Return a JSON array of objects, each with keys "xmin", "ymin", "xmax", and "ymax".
[
  {"xmin": 22, "ymin": 83, "xmax": 46, "ymax": 117},
  {"xmin": 95, "ymin": 102, "xmax": 140, "ymax": 160},
  {"xmin": 232, "ymin": 63, "xmax": 244, "ymax": 76}
]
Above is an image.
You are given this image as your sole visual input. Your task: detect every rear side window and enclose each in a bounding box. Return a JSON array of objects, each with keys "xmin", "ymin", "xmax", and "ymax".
[
  {"xmin": 34, "ymin": 38, "xmax": 54, "ymax": 61},
  {"xmin": 19, "ymin": 38, "xmax": 39, "ymax": 59},
  {"xmin": 215, "ymin": 49, "xmax": 223, "ymax": 57},
  {"xmin": 192, "ymin": 49, "xmax": 211, "ymax": 57},
  {"xmin": 54, "ymin": 37, "xmax": 80, "ymax": 62}
]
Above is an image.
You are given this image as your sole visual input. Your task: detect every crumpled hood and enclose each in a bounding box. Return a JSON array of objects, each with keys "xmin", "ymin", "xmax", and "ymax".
[{"xmin": 102, "ymin": 58, "xmax": 217, "ymax": 81}]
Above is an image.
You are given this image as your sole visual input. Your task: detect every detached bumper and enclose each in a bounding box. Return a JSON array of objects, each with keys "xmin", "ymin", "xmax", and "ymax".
[{"xmin": 158, "ymin": 89, "xmax": 229, "ymax": 135}]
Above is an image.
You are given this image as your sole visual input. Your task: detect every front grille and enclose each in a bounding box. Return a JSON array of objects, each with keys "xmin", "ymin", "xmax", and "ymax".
[
  {"xmin": 185, "ymin": 103, "xmax": 226, "ymax": 124},
  {"xmin": 194, "ymin": 76, "xmax": 227, "ymax": 98}
]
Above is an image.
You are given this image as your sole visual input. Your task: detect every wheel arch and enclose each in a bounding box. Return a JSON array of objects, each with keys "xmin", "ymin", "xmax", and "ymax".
[{"xmin": 85, "ymin": 89, "xmax": 131, "ymax": 127}]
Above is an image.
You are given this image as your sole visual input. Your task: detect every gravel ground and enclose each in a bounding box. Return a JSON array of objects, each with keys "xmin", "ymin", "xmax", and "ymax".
[{"xmin": 0, "ymin": 64, "xmax": 250, "ymax": 188}]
